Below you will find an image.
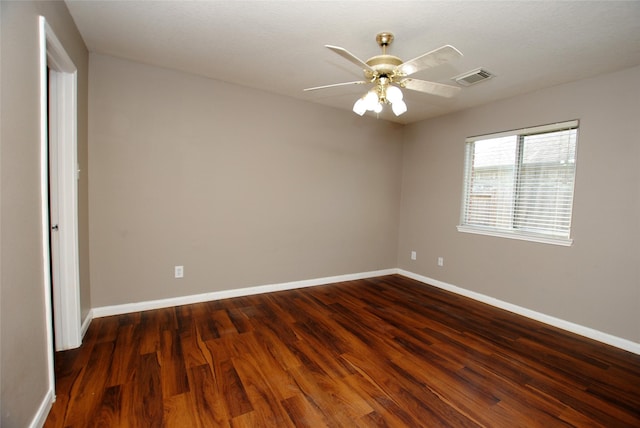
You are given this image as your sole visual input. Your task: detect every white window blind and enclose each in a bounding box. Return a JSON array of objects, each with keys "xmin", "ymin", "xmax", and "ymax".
[{"xmin": 458, "ymin": 120, "xmax": 578, "ymax": 245}]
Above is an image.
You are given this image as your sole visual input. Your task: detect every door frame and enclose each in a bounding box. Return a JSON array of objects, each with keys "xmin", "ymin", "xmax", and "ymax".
[{"xmin": 39, "ymin": 16, "xmax": 81, "ymax": 386}]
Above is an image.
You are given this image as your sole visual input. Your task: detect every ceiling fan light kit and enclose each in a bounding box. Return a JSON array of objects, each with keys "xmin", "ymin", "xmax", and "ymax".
[
  {"xmin": 305, "ymin": 32, "xmax": 464, "ymax": 118},
  {"xmin": 352, "ymin": 76, "xmax": 407, "ymax": 116}
]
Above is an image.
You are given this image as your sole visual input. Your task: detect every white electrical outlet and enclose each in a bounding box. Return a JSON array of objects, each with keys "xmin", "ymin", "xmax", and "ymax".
[
  {"xmin": 437, "ymin": 257, "xmax": 444, "ymax": 267},
  {"xmin": 411, "ymin": 251, "xmax": 417, "ymax": 261},
  {"xmin": 174, "ymin": 265, "xmax": 184, "ymax": 278}
]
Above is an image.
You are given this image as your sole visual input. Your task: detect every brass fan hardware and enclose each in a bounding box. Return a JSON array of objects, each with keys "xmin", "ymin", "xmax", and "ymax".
[{"xmin": 376, "ymin": 32, "xmax": 394, "ymax": 52}]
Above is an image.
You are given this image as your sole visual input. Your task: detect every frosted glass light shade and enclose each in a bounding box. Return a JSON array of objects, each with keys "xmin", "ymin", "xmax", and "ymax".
[
  {"xmin": 392, "ymin": 99, "xmax": 407, "ymax": 116},
  {"xmin": 353, "ymin": 98, "xmax": 367, "ymax": 116},
  {"xmin": 386, "ymin": 85, "xmax": 403, "ymax": 103},
  {"xmin": 364, "ymin": 91, "xmax": 379, "ymax": 111}
]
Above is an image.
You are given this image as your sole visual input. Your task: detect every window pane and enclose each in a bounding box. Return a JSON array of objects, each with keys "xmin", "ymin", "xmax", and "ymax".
[
  {"xmin": 465, "ymin": 136, "xmax": 517, "ymax": 229},
  {"xmin": 515, "ymin": 130, "xmax": 577, "ymax": 237},
  {"xmin": 521, "ymin": 130, "xmax": 576, "ymax": 165}
]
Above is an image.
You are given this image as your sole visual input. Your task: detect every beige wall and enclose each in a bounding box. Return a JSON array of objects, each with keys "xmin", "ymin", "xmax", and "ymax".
[
  {"xmin": 0, "ymin": 1, "xmax": 89, "ymax": 426},
  {"xmin": 398, "ymin": 65, "xmax": 640, "ymax": 343},
  {"xmin": 88, "ymin": 54, "xmax": 403, "ymax": 307}
]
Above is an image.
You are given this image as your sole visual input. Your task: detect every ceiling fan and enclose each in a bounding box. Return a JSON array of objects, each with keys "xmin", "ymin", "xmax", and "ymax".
[{"xmin": 304, "ymin": 32, "xmax": 463, "ymax": 116}]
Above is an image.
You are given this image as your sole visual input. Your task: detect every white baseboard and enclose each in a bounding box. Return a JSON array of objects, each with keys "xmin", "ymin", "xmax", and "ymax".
[
  {"xmin": 397, "ymin": 269, "xmax": 640, "ymax": 355},
  {"xmin": 29, "ymin": 388, "xmax": 54, "ymax": 428},
  {"xmin": 81, "ymin": 310, "xmax": 92, "ymax": 338},
  {"xmin": 88, "ymin": 267, "xmax": 638, "ymax": 355},
  {"xmin": 91, "ymin": 268, "xmax": 397, "ymax": 318}
]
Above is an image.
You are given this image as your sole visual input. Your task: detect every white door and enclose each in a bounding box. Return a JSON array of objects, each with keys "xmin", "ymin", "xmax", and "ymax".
[
  {"xmin": 43, "ymin": 19, "xmax": 82, "ymax": 352},
  {"xmin": 48, "ymin": 68, "xmax": 63, "ymax": 349}
]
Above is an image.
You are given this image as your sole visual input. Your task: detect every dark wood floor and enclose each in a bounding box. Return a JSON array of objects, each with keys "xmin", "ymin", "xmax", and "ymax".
[{"xmin": 45, "ymin": 275, "xmax": 640, "ymax": 427}]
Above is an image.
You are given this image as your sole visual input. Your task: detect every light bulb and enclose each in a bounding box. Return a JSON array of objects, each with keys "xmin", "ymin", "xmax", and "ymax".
[
  {"xmin": 353, "ymin": 98, "xmax": 367, "ymax": 116},
  {"xmin": 386, "ymin": 85, "xmax": 403, "ymax": 103},
  {"xmin": 364, "ymin": 90, "xmax": 379, "ymax": 111},
  {"xmin": 392, "ymin": 99, "xmax": 407, "ymax": 116},
  {"xmin": 373, "ymin": 102, "xmax": 383, "ymax": 113}
]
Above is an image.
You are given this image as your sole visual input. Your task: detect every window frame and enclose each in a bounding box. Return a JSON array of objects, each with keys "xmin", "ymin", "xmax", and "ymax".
[{"xmin": 457, "ymin": 120, "xmax": 579, "ymax": 246}]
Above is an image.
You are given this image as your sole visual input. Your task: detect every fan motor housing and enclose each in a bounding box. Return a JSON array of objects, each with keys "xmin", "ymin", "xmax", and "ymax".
[{"xmin": 365, "ymin": 55, "xmax": 403, "ymax": 79}]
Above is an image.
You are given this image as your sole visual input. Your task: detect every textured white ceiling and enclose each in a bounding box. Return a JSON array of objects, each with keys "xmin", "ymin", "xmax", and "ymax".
[{"xmin": 65, "ymin": 1, "xmax": 640, "ymax": 124}]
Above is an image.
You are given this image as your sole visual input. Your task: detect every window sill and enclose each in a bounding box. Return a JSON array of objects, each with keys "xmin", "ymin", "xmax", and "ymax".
[{"xmin": 456, "ymin": 225, "xmax": 573, "ymax": 247}]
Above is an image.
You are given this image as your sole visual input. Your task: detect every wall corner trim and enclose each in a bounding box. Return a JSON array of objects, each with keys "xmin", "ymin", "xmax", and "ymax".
[
  {"xmin": 396, "ymin": 269, "xmax": 640, "ymax": 355},
  {"xmin": 91, "ymin": 268, "xmax": 397, "ymax": 319}
]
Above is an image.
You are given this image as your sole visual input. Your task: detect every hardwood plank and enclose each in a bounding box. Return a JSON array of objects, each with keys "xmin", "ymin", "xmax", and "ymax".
[
  {"xmin": 220, "ymin": 358, "xmax": 253, "ymax": 418},
  {"xmin": 106, "ymin": 323, "xmax": 141, "ymax": 387},
  {"xmin": 90, "ymin": 384, "xmax": 122, "ymax": 428},
  {"xmin": 287, "ymin": 364, "xmax": 374, "ymax": 426},
  {"xmin": 138, "ymin": 311, "xmax": 161, "ymax": 355},
  {"xmin": 341, "ymin": 371, "xmax": 425, "ymax": 427},
  {"xmin": 199, "ymin": 315, "xmax": 223, "ymax": 341},
  {"xmin": 228, "ymin": 411, "xmax": 258, "ymax": 428},
  {"xmin": 95, "ymin": 316, "xmax": 120, "ymax": 343},
  {"xmin": 163, "ymin": 392, "xmax": 200, "ymax": 428},
  {"xmin": 177, "ymin": 321, "xmax": 210, "ymax": 368},
  {"xmin": 52, "ymin": 317, "xmax": 101, "ymax": 397},
  {"xmin": 133, "ymin": 352, "xmax": 164, "ymax": 427},
  {"xmin": 62, "ymin": 341, "xmax": 114, "ymax": 427},
  {"xmin": 188, "ymin": 364, "xmax": 230, "ymax": 427},
  {"xmin": 159, "ymin": 329, "xmax": 189, "ymax": 398},
  {"xmin": 231, "ymin": 353, "xmax": 295, "ymax": 426},
  {"xmin": 211, "ymin": 309, "xmax": 239, "ymax": 336},
  {"xmin": 45, "ymin": 275, "xmax": 640, "ymax": 427},
  {"xmin": 280, "ymin": 394, "xmax": 330, "ymax": 427},
  {"xmin": 117, "ymin": 381, "xmax": 137, "ymax": 428},
  {"xmin": 231, "ymin": 331, "xmax": 299, "ymax": 400},
  {"xmin": 225, "ymin": 307, "xmax": 253, "ymax": 334},
  {"xmin": 252, "ymin": 327, "xmax": 301, "ymax": 371}
]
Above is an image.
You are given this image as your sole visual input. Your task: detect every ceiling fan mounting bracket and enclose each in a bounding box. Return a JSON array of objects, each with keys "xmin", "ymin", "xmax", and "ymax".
[{"xmin": 376, "ymin": 32, "xmax": 394, "ymax": 48}]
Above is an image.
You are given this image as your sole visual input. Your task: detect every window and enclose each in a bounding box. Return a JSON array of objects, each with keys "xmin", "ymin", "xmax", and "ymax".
[{"xmin": 458, "ymin": 120, "xmax": 578, "ymax": 246}]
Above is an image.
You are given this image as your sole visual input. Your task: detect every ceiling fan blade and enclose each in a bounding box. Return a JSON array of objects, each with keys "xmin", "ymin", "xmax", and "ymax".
[
  {"xmin": 304, "ymin": 81, "xmax": 368, "ymax": 91},
  {"xmin": 397, "ymin": 45, "xmax": 463, "ymax": 76},
  {"xmin": 325, "ymin": 45, "xmax": 375, "ymax": 73},
  {"xmin": 399, "ymin": 78, "xmax": 462, "ymax": 98}
]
